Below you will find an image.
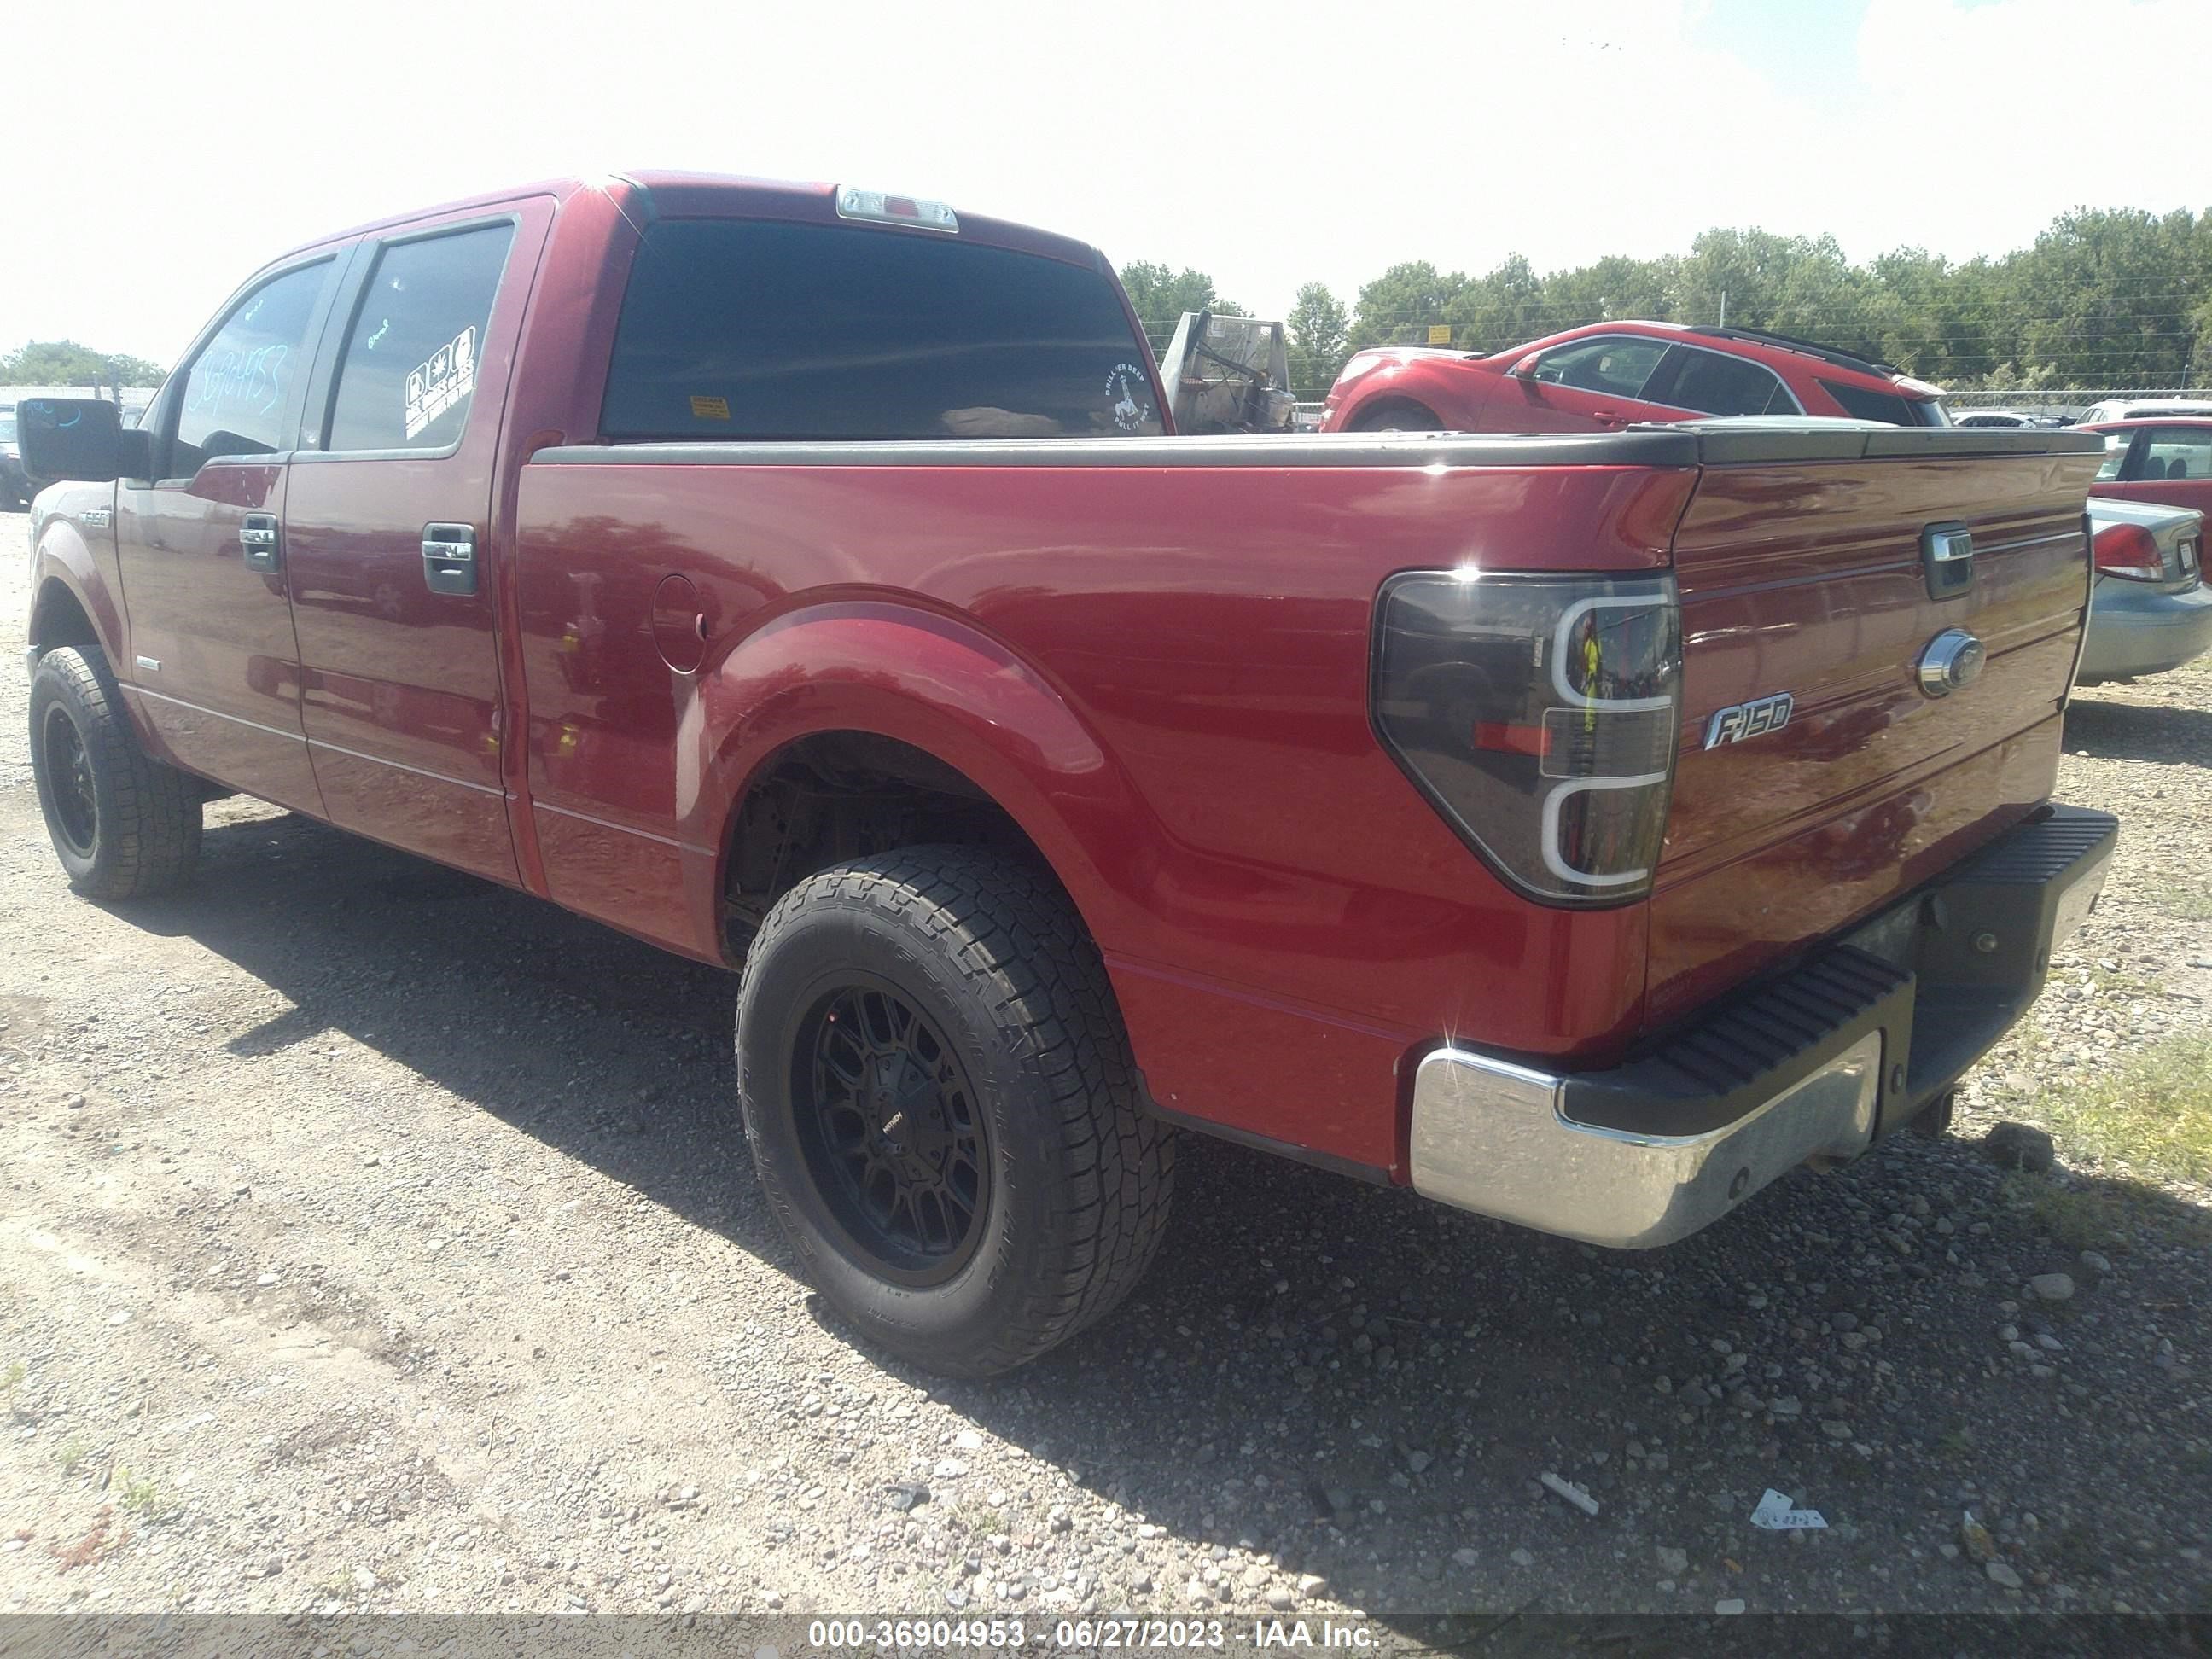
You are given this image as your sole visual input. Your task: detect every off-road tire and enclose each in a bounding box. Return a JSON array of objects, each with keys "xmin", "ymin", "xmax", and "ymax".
[
  {"xmin": 736, "ymin": 846, "xmax": 1174, "ymax": 1377},
  {"xmin": 29, "ymin": 645, "xmax": 203, "ymax": 899}
]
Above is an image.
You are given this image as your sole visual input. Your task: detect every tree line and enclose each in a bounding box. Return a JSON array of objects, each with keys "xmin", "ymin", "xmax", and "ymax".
[
  {"xmin": 1123, "ymin": 205, "xmax": 2212, "ymax": 401},
  {"xmin": 1, "ymin": 340, "xmax": 169, "ymax": 389}
]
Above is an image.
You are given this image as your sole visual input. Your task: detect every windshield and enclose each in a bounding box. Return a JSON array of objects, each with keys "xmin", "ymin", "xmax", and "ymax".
[
  {"xmin": 2095, "ymin": 433, "xmax": 2130, "ymax": 481},
  {"xmin": 0, "ymin": 410, "xmax": 16, "ymax": 443}
]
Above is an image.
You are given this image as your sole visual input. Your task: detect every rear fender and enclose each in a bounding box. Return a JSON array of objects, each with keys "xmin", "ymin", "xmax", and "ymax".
[{"xmin": 691, "ymin": 599, "xmax": 1158, "ymax": 952}]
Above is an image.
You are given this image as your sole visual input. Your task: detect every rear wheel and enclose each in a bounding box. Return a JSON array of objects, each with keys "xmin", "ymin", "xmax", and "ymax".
[
  {"xmin": 1353, "ymin": 399, "xmax": 1445, "ymax": 433},
  {"xmin": 28, "ymin": 646, "xmax": 203, "ymax": 899},
  {"xmin": 736, "ymin": 846, "xmax": 1174, "ymax": 1376}
]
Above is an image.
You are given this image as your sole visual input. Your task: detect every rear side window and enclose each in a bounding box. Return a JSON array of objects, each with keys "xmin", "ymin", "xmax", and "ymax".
[
  {"xmin": 600, "ymin": 219, "xmax": 1161, "ymax": 440},
  {"xmin": 1653, "ymin": 348, "xmax": 1793, "ymax": 417},
  {"xmin": 2139, "ymin": 428, "xmax": 2212, "ymax": 481},
  {"xmin": 173, "ymin": 260, "xmax": 333, "ymax": 469},
  {"xmin": 325, "ymin": 223, "xmax": 515, "ymax": 453},
  {"xmin": 1818, "ymin": 379, "xmax": 1918, "ymax": 425}
]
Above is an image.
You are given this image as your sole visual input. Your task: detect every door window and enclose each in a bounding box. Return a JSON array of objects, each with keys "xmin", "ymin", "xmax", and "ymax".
[
  {"xmin": 325, "ymin": 223, "xmax": 515, "ymax": 453},
  {"xmin": 1651, "ymin": 347, "xmax": 1795, "ymax": 417},
  {"xmin": 1528, "ymin": 336, "xmax": 1668, "ymax": 399},
  {"xmin": 2135, "ymin": 427, "xmax": 2212, "ymax": 482},
  {"xmin": 172, "ymin": 260, "xmax": 333, "ymax": 474}
]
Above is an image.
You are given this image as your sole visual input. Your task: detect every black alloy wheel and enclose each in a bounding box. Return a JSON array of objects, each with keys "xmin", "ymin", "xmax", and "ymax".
[
  {"xmin": 795, "ymin": 979, "xmax": 989, "ymax": 1284},
  {"xmin": 41, "ymin": 701, "xmax": 98, "ymax": 858}
]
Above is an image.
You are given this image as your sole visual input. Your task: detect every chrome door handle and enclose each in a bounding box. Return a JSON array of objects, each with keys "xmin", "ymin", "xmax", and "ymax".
[
  {"xmin": 240, "ymin": 513, "xmax": 282, "ymax": 572},
  {"xmin": 422, "ymin": 523, "xmax": 479, "ymax": 596}
]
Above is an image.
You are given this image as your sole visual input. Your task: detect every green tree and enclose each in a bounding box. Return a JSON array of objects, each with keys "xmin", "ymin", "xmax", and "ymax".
[
  {"xmin": 1116, "ymin": 263, "xmax": 1246, "ymax": 353},
  {"xmin": 1349, "ymin": 261, "xmax": 1467, "ymax": 350},
  {"xmin": 1285, "ymin": 282, "xmax": 1351, "ymax": 396},
  {"xmin": 1, "ymin": 339, "xmax": 167, "ymax": 387}
]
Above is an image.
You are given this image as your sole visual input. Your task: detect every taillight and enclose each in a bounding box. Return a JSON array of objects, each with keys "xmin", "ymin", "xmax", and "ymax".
[
  {"xmin": 1372, "ymin": 571, "xmax": 1681, "ymax": 905},
  {"xmin": 2092, "ymin": 521, "xmax": 2164, "ymax": 582}
]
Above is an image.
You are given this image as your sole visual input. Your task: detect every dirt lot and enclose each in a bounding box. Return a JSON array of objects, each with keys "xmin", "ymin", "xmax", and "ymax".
[{"xmin": 2, "ymin": 527, "xmax": 2209, "ymax": 1629}]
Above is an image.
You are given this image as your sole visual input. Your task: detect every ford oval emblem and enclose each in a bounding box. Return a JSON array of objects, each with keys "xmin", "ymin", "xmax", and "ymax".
[{"xmin": 1916, "ymin": 628, "xmax": 1985, "ymax": 697}]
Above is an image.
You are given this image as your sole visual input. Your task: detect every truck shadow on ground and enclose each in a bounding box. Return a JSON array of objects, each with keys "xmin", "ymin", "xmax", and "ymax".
[
  {"xmin": 114, "ymin": 807, "xmax": 2212, "ymax": 1624},
  {"xmin": 2062, "ymin": 694, "xmax": 2212, "ymax": 769}
]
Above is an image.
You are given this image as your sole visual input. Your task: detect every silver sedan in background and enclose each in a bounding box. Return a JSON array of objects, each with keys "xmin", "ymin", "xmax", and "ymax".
[{"xmin": 2078, "ymin": 496, "xmax": 2212, "ymax": 684}]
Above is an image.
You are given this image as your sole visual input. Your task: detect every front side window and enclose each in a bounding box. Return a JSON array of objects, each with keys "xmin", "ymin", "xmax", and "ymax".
[
  {"xmin": 173, "ymin": 260, "xmax": 332, "ymax": 472},
  {"xmin": 601, "ymin": 218, "xmax": 1162, "ymax": 441},
  {"xmin": 1657, "ymin": 348, "xmax": 1792, "ymax": 417},
  {"xmin": 2138, "ymin": 427, "xmax": 2212, "ymax": 481},
  {"xmin": 1529, "ymin": 336, "xmax": 1668, "ymax": 399},
  {"xmin": 2095, "ymin": 432, "xmax": 2133, "ymax": 481},
  {"xmin": 325, "ymin": 223, "xmax": 515, "ymax": 453}
]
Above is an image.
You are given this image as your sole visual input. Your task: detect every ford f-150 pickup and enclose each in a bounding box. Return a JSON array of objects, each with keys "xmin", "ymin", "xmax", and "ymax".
[{"xmin": 20, "ymin": 172, "xmax": 2115, "ymax": 1377}]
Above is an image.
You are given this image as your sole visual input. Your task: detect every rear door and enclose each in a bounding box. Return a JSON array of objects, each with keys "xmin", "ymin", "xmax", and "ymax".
[
  {"xmin": 2093, "ymin": 424, "xmax": 2212, "ymax": 521},
  {"xmin": 282, "ymin": 206, "xmax": 548, "ymax": 884},
  {"xmin": 1646, "ymin": 431, "xmax": 2102, "ymax": 1028},
  {"xmin": 113, "ymin": 254, "xmax": 348, "ymax": 810},
  {"xmin": 1489, "ymin": 334, "xmax": 1677, "ymax": 432},
  {"xmin": 1638, "ymin": 344, "xmax": 1802, "ymax": 420}
]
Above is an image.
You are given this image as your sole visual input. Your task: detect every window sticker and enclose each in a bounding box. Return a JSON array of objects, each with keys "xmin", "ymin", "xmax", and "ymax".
[
  {"xmin": 404, "ymin": 326, "xmax": 477, "ymax": 440},
  {"xmin": 1104, "ymin": 363, "xmax": 1150, "ymax": 433},
  {"xmin": 689, "ymin": 394, "xmax": 731, "ymax": 421}
]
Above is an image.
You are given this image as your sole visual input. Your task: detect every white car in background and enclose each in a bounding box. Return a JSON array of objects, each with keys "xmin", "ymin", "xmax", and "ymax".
[{"xmin": 2076, "ymin": 397, "xmax": 2212, "ymax": 427}]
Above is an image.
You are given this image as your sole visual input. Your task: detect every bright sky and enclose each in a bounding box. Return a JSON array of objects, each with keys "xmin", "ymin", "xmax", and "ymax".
[{"xmin": 10, "ymin": 0, "xmax": 2209, "ymax": 368}]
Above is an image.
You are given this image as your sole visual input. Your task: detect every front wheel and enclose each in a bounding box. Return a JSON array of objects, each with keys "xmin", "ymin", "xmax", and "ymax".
[
  {"xmin": 736, "ymin": 847, "xmax": 1174, "ymax": 1376},
  {"xmin": 29, "ymin": 646, "xmax": 203, "ymax": 899}
]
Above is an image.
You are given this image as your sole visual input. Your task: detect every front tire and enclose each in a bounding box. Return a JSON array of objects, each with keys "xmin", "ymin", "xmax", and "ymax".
[
  {"xmin": 736, "ymin": 847, "xmax": 1174, "ymax": 1377},
  {"xmin": 1352, "ymin": 399, "xmax": 1444, "ymax": 433},
  {"xmin": 29, "ymin": 646, "xmax": 203, "ymax": 899}
]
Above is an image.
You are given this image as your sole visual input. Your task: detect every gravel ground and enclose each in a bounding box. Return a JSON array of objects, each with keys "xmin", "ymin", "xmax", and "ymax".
[{"xmin": 3, "ymin": 523, "xmax": 2209, "ymax": 1627}]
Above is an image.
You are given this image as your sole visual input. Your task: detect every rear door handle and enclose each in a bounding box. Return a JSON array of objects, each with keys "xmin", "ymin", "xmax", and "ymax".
[
  {"xmin": 240, "ymin": 513, "xmax": 282, "ymax": 573},
  {"xmin": 422, "ymin": 523, "xmax": 478, "ymax": 596}
]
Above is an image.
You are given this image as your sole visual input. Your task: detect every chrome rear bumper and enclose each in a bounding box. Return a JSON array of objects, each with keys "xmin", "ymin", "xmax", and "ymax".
[
  {"xmin": 1408, "ymin": 804, "xmax": 2116, "ymax": 1249},
  {"xmin": 1411, "ymin": 1035, "xmax": 1881, "ymax": 1249}
]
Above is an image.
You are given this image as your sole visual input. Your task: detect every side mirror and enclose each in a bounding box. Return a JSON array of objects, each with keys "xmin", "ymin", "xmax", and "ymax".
[
  {"xmin": 1507, "ymin": 352, "xmax": 1545, "ymax": 383},
  {"xmin": 18, "ymin": 398, "xmax": 134, "ymax": 492}
]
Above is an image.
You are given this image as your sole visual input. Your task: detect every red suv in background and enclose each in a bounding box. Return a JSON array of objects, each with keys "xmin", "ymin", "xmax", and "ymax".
[{"xmin": 1322, "ymin": 321, "xmax": 1949, "ymax": 434}]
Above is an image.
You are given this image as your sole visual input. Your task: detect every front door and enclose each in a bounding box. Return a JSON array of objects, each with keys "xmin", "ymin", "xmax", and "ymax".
[
  {"xmin": 1490, "ymin": 334, "xmax": 1676, "ymax": 433},
  {"xmin": 113, "ymin": 256, "xmax": 346, "ymax": 812},
  {"xmin": 282, "ymin": 212, "xmax": 541, "ymax": 885}
]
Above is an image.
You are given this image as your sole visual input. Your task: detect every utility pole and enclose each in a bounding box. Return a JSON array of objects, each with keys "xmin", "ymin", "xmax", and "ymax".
[{"xmin": 1719, "ymin": 290, "xmax": 1728, "ymax": 328}]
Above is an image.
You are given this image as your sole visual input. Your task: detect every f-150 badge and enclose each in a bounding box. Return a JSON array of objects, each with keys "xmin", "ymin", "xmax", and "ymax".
[{"xmin": 1705, "ymin": 692, "xmax": 1794, "ymax": 748}]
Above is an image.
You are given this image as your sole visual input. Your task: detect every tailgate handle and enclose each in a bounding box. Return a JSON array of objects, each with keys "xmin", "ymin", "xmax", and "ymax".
[
  {"xmin": 422, "ymin": 523, "xmax": 478, "ymax": 597},
  {"xmin": 1921, "ymin": 521, "xmax": 1974, "ymax": 600}
]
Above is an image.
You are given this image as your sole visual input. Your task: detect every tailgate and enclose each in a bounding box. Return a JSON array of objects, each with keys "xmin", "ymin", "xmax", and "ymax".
[{"xmin": 1645, "ymin": 425, "xmax": 2104, "ymax": 1028}]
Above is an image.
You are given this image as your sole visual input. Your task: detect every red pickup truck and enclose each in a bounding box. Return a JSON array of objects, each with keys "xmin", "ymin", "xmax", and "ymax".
[{"xmin": 20, "ymin": 173, "xmax": 2114, "ymax": 1377}]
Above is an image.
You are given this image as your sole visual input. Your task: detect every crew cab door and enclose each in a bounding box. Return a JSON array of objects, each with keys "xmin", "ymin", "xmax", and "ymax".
[
  {"xmin": 1492, "ymin": 334, "xmax": 1676, "ymax": 432},
  {"xmin": 281, "ymin": 207, "xmax": 547, "ymax": 885},
  {"xmin": 113, "ymin": 254, "xmax": 348, "ymax": 812}
]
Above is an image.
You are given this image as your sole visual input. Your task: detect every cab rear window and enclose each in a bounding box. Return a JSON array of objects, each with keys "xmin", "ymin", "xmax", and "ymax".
[{"xmin": 600, "ymin": 219, "xmax": 1161, "ymax": 441}]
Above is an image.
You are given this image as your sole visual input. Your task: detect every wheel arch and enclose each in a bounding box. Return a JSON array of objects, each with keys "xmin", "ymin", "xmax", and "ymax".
[
  {"xmin": 29, "ymin": 527, "xmax": 125, "ymax": 668},
  {"xmin": 695, "ymin": 598, "xmax": 1160, "ymax": 964}
]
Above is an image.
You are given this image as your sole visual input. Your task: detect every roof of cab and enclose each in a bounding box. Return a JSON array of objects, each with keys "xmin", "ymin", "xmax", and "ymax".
[{"xmin": 276, "ymin": 170, "xmax": 1108, "ymax": 274}]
